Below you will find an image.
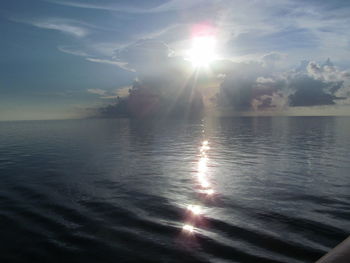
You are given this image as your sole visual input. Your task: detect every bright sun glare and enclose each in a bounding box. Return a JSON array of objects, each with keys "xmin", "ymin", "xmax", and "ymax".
[{"xmin": 186, "ymin": 36, "xmax": 217, "ymax": 68}]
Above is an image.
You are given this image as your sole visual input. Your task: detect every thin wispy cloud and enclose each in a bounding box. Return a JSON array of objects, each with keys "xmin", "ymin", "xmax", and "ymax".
[
  {"xmin": 30, "ymin": 19, "xmax": 89, "ymax": 37},
  {"xmin": 44, "ymin": 0, "xmax": 350, "ymax": 67},
  {"xmin": 85, "ymin": 58, "xmax": 135, "ymax": 72},
  {"xmin": 58, "ymin": 46, "xmax": 89, "ymax": 57},
  {"xmin": 46, "ymin": 0, "xmax": 207, "ymax": 14}
]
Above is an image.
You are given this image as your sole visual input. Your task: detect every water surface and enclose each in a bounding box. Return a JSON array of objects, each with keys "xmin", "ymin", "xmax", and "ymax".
[{"xmin": 0, "ymin": 117, "xmax": 349, "ymax": 262}]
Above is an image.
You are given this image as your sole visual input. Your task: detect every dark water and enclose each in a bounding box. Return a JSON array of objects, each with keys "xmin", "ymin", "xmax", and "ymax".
[{"xmin": 0, "ymin": 117, "xmax": 349, "ymax": 263}]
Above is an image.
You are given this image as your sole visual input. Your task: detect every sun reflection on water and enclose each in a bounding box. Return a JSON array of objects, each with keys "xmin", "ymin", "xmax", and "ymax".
[
  {"xmin": 182, "ymin": 224, "xmax": 194, "ymax": 233},
  {"xmin": 187, "ymin": 204, "xmax": 202, "ymax": 215},
  {"xmin": 198, "ymin": 157, "xmax": 208, "ymax": 173},
  {"xmin": 197, "ymin": 140, "xmax": 214, "ymax": 194},
  {"xmin": 181, "ymin": 138, "xmax": 216, "ymax": 235},
  {"xmin": 203, "ymin": 189, "xmax": 215, "ymax": 195},
  {"xmin": 199, "ymin": 179, "xmax": 210, "ymax": 188}
]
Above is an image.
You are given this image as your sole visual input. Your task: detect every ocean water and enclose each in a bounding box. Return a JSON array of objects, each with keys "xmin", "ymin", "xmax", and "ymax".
[{"xmin": 0, "ymin": 117, "xmax": 349, "ymax": 263}]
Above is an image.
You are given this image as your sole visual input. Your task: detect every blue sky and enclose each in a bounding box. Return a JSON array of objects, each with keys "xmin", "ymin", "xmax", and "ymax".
[{"xmin": 1, "ymin": 0, "xmax": 350, "ymax": 120}]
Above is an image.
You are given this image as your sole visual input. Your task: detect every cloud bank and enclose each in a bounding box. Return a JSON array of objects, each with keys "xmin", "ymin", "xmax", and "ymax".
[
  {"xmin": 90, "ymin": 38, "xmax": 350, "ymax": 118},
  {"xmin": 214, "ymin": 57, "xmax": 350, "ymax": 113}
]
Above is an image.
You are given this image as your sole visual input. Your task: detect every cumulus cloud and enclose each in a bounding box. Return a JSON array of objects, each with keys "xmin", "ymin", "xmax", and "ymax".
[
  {"xmin": 215, "ymin": 58, "xmax": 350, "ymax": 112},
  {"xmin": 81, "ymin": 32, "xmax": 350, "ymax": 117},
  {"xmin": 215, "ymin": 60, "xmax": 277, "ymax": 110},
  {"xmin": 86, "ymin": 39, "xmax": 350, "ymax": 117},
  {"xmin": 91, "ymin": 39, "xmax": 205, "ymax": 118},
  {"xmin": 288, "ymin": 74, "xmax": 338, "ymax": 106}
]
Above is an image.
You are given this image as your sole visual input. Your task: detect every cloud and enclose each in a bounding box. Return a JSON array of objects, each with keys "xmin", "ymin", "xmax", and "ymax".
[
  {"xmin": 287, "ymin": 74, "xmax": 338, "ymax": 107},
  {"xmin": 34, "ymin": 0, "xmax": 350, "ymax": 77},
  {"xmin": 99, "ymin": 86, "xmax": 132, "ymax": 99},
  {"xmin": 113, "ymin": 39, "xmax": 173, "ymax": 73},
  {"xmin": 87, "ymin": 86, "xmax": 132, "ymax": 99},
  {"xmin": 89, "ymin": 39, "xmax": 205, "ymax": 118},
  {"xmin": 46, "ymin": 0, "xmax": 208, "ymax": 14},
  {"xmin": 57, "ymin": 45, "xmax": 137, "ymax": 72},
  {"xmin": 114, "ymin": 86, "xmax": 131, "ymax": 97},
  {"xmin": 85, "ymin": 58, "xmax": 135, "ymax": 72},
  {"xmin": 30, "ymin": 19, "xmax": 89, "ymax": 37},
  {"xmin": 33, "ymin": 1, "xmax": 350, "ymax": 117},
  {"xmin": 215, "ymin": 57, "xmax": 350, "ymax": 112},
  {"xmin": 58, "ymin": 46, "xmax": 89, "ymax": 57},
  {"xmin": 105, "ymin": 45, "xmax": 349, "ymax": 114},
  {"xmin": 111, "ymin": 40, "xmax": 189, "ymax": 95},
  {"xmin": 27, "ymin": 0, "xmax": 350, "ymax": 67},
  {"xmin": 87, "ymin": 88, "xmax": 106, "ymax": 96},
  {"xmin": 8, "ymin": 15, "xmax": 93, "ymax": 38},
  {"xmin": 57, "ymin": 40, "xmax": 173, "ymax": 73}
]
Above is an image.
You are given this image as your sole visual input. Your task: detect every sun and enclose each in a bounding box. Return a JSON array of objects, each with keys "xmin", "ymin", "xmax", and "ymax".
[{"xmin": 186, "ymin": 35, "xmax": 217, "ymax": 68}]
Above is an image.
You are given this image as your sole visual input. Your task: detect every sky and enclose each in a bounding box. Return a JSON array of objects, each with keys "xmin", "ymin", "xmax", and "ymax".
[{"xmin": 1, "ymin": 0, "xmax": 350, "ymax": 120}]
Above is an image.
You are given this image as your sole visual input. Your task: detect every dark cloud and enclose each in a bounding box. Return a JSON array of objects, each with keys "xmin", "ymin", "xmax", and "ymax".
[
  {"xmin": 215, "ymin": 58, "xmax": 350, "ymax": 111},
  {"xmin": 96, "ymin": 77, "xmax": 204, "ymax": 119},
  {"xmin": 288, "ymin": 75, "xmax": 337, "ymax": 106},
  {"xmin": 215, "ymin": 60, "xmax": 286, "ymax": 111},
  {"xmin": 95, "ymin": 43, "xmax": 350, "ymax": 118},
  {"xmin": 95, "ymin": 40, "xmax": 204, "ymax": 118}
]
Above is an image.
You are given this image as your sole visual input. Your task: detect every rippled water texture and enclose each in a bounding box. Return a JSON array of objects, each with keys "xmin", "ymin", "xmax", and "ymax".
[{"xmin": 0, "ymin": 117, "xmax": 349, "ymax": 263}]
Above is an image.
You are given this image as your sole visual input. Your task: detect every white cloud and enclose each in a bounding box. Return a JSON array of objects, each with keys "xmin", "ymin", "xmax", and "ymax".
[
  {"xmin": 31, "ymin": 19, "xmax": 89, "ymax": 37},
  {"xmin": 307, "ymin": 61, "xmax": 350, "ymax": 82},
  {"xmin": 85, "ymin": 58, "xmax": 135, "ymax": 72},
  {"xmin": 58, "ymin": 46, "xmax": 89, "ymax": 56}
]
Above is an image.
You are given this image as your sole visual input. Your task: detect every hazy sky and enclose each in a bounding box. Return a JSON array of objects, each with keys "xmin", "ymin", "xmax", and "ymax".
[{"xmin": 1, "ymin": 0, "xmax": 350, "ymax": 120}]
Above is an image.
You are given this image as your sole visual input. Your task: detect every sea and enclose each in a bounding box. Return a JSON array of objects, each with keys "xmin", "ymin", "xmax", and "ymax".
[{"xmin": 0, "ymin": 117, "xmax": 349, "ymax": 263}]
